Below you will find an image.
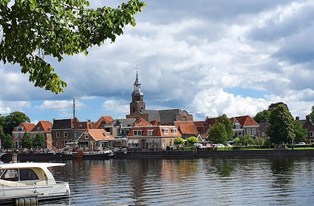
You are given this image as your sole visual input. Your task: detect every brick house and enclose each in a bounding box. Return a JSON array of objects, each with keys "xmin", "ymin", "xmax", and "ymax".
[
  {"xmin": 77, "ymin": 129, "xmax": 115, "ymax": 151},
  {"xmin": 128, "ymin": 118, "xmax": 181, "ymax": 151},
  {"xmin": 30, "ymin": 121, "xmax": 53, "ymax": 149},
  {"xmin": 51, "ymin": 118, "xmax": 93, "ymax": 149},
  {"xmin": 12, "ymin": 122, "xmax": 35, "ymax": 148},
  {"xmin": 232, "ymin": 115, "xmax": 260, "ymax": 138},
  {"xmin": 303, "ymin": 115, "xmax": 314, "ymax": 143},
  {"xmin": 203, "ymin": 115, "xmax": 259, "ymax": 138}
]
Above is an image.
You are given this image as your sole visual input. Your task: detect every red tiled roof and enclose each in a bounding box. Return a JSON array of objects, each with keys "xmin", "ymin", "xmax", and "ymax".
[
  {"xmin": 204, "ymin": 117, "xmax": 216, "ymax": 126},
  {"xmin": 150, "ymin": 120, "xmax": 159, "ymax": 125},
  {"xmin": 15, "ymin": 123, "xmax": 35, "ymax": 132},
  {"xmin": 235, "ymin": 115, "xmax": 259, "ymax": 127},
  {"xmin": 194, "ymin": 121, "xmax": 204, "ymax": 127},
  {"xmin": 88, "ymin": 129, "xmax": 114, "ymax": 141},
  {"xmin": 94, "ymin": 116, "xmax": 114, "ymax": 129},
  {"xmin": 32, "ymin": 121, "xmax": 52, "ymax": 132},
  {"xmin": 134, "ymin": 118, "xmax": 152, "ymax": 126},
  {"xmin": 129, "ymin": 125, "xmax": 181, "ymax": 137},
  {"xmin": 174, "ymin": 121, "xmax": 198, "ymax": 135}
]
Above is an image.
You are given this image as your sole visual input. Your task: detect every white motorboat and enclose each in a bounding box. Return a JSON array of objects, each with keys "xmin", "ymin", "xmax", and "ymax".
[{"xmin": 0, "ymin": 162, "xmax": 70, "ymax": 204}]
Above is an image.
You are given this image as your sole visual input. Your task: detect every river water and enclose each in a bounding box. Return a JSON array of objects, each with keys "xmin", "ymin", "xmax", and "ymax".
[{"xmin": 42, "ymin": 158, "xmax": 314, "ymax": 206}]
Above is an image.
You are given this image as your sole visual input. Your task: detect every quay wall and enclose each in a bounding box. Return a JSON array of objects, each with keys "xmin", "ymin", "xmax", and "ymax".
[{"xmin": 1, "ymin": 150, "xmax": 314, "ymax": 162}]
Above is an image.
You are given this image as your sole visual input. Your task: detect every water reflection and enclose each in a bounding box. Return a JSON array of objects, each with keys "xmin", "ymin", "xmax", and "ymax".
[{"xmin": 40, "ymin": 158, "xmax": 314, "ymax": 206}]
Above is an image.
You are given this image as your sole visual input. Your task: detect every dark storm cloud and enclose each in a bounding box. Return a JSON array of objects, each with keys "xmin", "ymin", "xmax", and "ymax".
[{"xmin": 273, "ymin": 28, "xmax": 314, "ymax": 64}]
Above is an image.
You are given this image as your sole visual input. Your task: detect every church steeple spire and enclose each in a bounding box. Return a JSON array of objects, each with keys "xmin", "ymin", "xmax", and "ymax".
[
  {"xmin": 130, "ymin": 67, "xmax": 145, "ymax": 114},
  {"xmin": 134, "ymin": 68, "xmax": 141, "ymax": 94}
]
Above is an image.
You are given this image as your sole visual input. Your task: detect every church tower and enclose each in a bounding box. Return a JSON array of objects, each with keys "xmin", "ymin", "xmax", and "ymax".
[{"xmin": 130, "ymin": 70, "xmax": 145, "ymax": 114}]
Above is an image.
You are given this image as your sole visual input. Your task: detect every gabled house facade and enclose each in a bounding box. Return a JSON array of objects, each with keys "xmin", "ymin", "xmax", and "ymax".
[
  {"xmin": 203, "ymin": 115, "xmax": 259, "ymax": 139},
  {"xmin": 30, "ymin": 121, "xmax": 53, "ymax": 149},
  {"xmin": 51, "ymin": 118, "xmax": 93, "ymax": 149},
  {"xmin": 234, "ymin": 115, "xmax": 259, "ymax": 138},
  {"xmin": 303, "ymin": 115, "xmax": 314, "ymax": 143},
  {"xmin": 77, "ymin": 129, "xmax": 115, "ymax": 151},
  {"xmin": 128, "ymin": 118, "xmax": 181, "ymax": 151},
  {"xmin": 12, "ymin": 122, "xmax": 35, "ymax": 148}
]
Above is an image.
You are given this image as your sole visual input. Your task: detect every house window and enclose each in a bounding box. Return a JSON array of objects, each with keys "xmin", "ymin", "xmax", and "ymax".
[
  {"xmin": 147, "ymin": 130, "xmax": 153, "ymax": 136},
  {"xmin": 163, "ymin": 129, "xmax": 169, "ymax": 134},
  {"xmin": 134, "ymin": 130, "xmax": 142, "ymax": 136},
  {"xmin": 17, "ymin": 127, "xmax": 23, "ymax": 131},
  {"xmin": 85, "ymin": 134, "xmax": 89, "ymax": 139},
  {"xmin": 37, "ymin": 126, "xmax": 41, "ymax": 131},
  {"xmin": 171, "ymin": 129, "xmax": 177, "ymax": 134},
  {"xmin": 64, "ymin": 132, "xmax": 68, "ymax": 137},
  {"xmin": 56, "ymin": 132, "xmax": 60, "ymax": 138},
  {"xmin": 310, "ymin": 132, "xmax": 313, "ymax": 137},
  {"xmin": 252, "ymin": 128, "xmax": 256, "ymax": 136}
]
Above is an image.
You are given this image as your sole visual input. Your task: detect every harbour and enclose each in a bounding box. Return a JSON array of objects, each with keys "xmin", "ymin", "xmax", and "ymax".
[{"xmin": 37, "ymin": 157, "xmax": 314, "ymax": 206}]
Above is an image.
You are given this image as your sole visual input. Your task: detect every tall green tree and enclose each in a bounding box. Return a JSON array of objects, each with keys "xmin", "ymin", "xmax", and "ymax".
[
  {"xmin": 0, "ymin": 0, "xmax": 145, "ymax": 93},
  {"xmin": 216, "ymin": 114, "xmax": 234, "ymax": 139},
  {"xmin": 208, "ymin": 122, "xmax": 228, "ymax": 144},
  {"xmin": 2, "ymin": 134, "xmax": 14, "ymax": 149},
  {"xmin": 3, "ymin": 111, "xmax": 30, "ymax": 134},
  {"xmin": 293, "ymin": 120, "xmax": 307, "ymax": 143},
  {"xmin": 20, "ymin": 132, "xmax": 32, "ymax": 148},
  {"xmin": 33, "ymin": 134, "xmax": 45, "ymax": 148},
  {"xmin": 254, "ymin": 110, "xmax": 271, "ymax": 123},
  {"xmin": 267, "ymin": 104, "xmax": 295, "ymax": 145},
  {"xmin": 268, "ymin": 102, "xmax": 288, "ymax": 111}
]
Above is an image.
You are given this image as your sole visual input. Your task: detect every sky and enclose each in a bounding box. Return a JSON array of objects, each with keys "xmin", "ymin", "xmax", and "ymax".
[{"xmin": 1, "ymin": 0, "xmax": 314, "ymax": 123}]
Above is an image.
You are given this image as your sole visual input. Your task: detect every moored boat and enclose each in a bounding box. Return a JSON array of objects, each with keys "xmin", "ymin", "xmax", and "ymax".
[{"xmin": 0, "ymin": 162, "xmax": 70, "ymax": 204}]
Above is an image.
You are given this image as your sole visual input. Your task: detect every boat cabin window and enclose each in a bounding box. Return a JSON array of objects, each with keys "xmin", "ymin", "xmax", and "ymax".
[
  {"xmin": 1, "ymin": 169, "xmax": 18, "ymax": 181},
  {"xmin": 20, "ymin": 169, "xmax": 39, "ymax": 181},
  {"xmin": 0, "ymin": 169, "xmax": 39, "ymax": 181}
]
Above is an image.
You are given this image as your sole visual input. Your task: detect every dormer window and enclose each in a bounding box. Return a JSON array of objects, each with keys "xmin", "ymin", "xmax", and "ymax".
[
  {"xmin": 171, "ymin": 129, "xmax": 177, "ymax": 134},
  {"xmin": 163, "ymin": 128, "xmax": 169, "ymax": 134}
]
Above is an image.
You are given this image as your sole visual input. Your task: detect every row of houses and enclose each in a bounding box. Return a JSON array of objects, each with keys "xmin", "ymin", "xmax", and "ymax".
[
  {"xmin": 12, "ymin": 113, "xmax": 314, "ymax": 151},
  {"xmin": 10, "ymin": 71, "xmax": 314, "ymax": 151}
]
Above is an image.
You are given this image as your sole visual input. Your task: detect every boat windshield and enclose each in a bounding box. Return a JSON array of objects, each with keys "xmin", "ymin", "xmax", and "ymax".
[
  {"xmin": 1, "ymin": 169, "xmax": 18, "ymax": 181},
  {"xmin": 0, "ymin": 169, "xmax": 4, "ymax": 178}
]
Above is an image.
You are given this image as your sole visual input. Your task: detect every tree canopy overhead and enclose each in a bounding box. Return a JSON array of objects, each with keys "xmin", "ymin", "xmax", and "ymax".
[{"xmin": 0, "ymin": 0, "xmax": 145, "ymax": 93}]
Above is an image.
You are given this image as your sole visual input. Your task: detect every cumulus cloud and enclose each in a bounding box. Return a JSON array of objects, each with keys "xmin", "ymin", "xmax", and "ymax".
[
  {"xmin": 0, "ymin": 101, "xmax": 30, "ymax": 116},
  {"xmin": 1, "ymin": 0, "xmax": 314, "ymax": 121},
  {"xmin": 192, "ymin": 88, "xmax": 269, "ymax": 118},
  {"xmin": 39, "ymin": 100, "xmax": 84, "ymax": 110},
  {"xmin": 102, "ymin": 99, "xmax": 129, "ymax": 118}
]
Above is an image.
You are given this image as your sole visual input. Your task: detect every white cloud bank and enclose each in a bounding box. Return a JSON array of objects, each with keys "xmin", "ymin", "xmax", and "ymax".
[{"xmin": 1, "ymin": 0, "xmax": 314, "ymax": 121}]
